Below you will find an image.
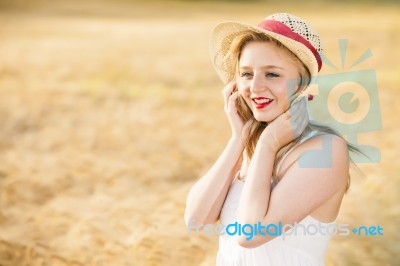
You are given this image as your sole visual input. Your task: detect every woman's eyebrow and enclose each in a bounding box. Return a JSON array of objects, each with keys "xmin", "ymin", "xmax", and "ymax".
[{"xmin": 239, "ymin": 65, "xmax": 284, "ymax": 70}]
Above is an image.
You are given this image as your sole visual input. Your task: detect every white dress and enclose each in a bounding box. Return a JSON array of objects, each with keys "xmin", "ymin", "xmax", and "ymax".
[{"xmin": 216, "ymin": 132, "xmax": 336, "ymax": 266}]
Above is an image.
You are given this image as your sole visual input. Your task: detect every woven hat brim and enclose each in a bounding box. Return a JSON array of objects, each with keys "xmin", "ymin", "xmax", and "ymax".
[{"xmin": 209, "ymin": 21, "xmax": 319, "ymax": 85}]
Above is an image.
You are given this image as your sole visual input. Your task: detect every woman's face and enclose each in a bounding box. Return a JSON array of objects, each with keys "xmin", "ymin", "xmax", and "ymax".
[{"xmin": 237, "ymin": 41, "xmax": 301, "ymax": 123}]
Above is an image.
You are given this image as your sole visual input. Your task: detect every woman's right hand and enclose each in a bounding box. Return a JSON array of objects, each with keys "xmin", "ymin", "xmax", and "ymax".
[{"xmin": 222, "ymin": 81, "xmax": 245, "ymax": 140}]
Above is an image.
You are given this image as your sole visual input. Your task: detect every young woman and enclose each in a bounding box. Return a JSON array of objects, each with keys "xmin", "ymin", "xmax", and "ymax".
[{"xmin": 185, "ymin": 13, "xmax": 355, "ymax": 265}]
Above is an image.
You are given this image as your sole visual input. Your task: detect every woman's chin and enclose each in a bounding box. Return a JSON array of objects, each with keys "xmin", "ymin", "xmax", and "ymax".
[{"xmin": 253, "ymin": 113, "xmax": 275, "ymax": 123}]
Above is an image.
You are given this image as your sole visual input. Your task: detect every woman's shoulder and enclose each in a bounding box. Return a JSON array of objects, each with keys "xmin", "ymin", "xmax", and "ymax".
[
  {"xmin": 296, "ymin": 131, "xmax": 349, "ymax": 163},
  {"xmin": 301, "ymin": 131, "xmax": 348, "ymax": 154},
  {"xmin": 277, "ymin": 131, "xmax": 349, "ymax": 178}
]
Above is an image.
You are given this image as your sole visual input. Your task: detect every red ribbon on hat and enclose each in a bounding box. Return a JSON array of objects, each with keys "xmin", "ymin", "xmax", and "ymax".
[{"xmin": 257, "ymin": 20, "xmax": 322, "ymax": 72}]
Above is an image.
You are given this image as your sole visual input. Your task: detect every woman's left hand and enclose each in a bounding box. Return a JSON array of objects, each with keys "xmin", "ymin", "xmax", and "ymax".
[{"xmin": 260, "ymin": 97, "xmax": 309, "ymax": 152}]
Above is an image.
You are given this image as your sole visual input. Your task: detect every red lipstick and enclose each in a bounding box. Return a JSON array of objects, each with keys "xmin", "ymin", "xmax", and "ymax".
[{"xmin": 252, "ymin": 97, "xmax": 274, "ymax": 109}]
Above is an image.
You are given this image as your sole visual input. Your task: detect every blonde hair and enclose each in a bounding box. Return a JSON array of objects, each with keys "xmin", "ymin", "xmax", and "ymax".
[{"xmin": 228, "ymin": 31, "xmax": 360, "ymax": 192}]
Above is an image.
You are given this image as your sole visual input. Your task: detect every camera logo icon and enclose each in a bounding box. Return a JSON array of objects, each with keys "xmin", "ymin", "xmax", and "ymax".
[{"xmin": 291, "ymin": 39, "xmax": 382, "ymax": 167}]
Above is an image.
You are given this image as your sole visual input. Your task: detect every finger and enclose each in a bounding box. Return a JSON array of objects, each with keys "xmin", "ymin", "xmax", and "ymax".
[
  {"xmin": 224, "ymin": 91, "xmax": 239, "ymax": 113},
  {"xmin": 222, "ymin": 80, "xmax": 234, "ymax": 91},
  {"xmin": 292, "ymin": 100, "xmax": 306, "ymax": 119},
  {"xmin": 289, "ymin": 101, "xmax": 308, "ymax": 131},
  {"xmin": 291, "ymin": 96, "xmax": 306, "ymax": 109},
  {"xmin": 297, "ymin": 98, "xmax": 308, "ymax": 118},
  {"xmin": 297, "ymin": 112, "xmax": 309, "ymax": 135},
  {"xmin": 285, "ymin": 96, "xmax": 307, "ymax": 122},
  {"xmin": 228, "ymin": 91, "xmax": 239, "ymax": 106},
  {"xmin": 289, "ymin": 115, "xmax": 306, "ymax": 137},
  {"xmin": 291, "ymin": 97, "xmax": 307, "ymax": 117},
  {"xmin": 222, "ymin": 81, "xmax": 236, "ymax": 96},
  {"xmin": 301, "ymin": 112, "xmax": 309, "ymax": 128},
  {"xmin": 299, "ymin": 96, "xmax": 307, "ymax": 108},
  {"xmin": 222, "ymin": 82, "xmax": 233, "ymax": 108},
  {"xmin": 289, "ymin": 111, "xmax": 300, "ymax": 130},
  {"xmin": 284, "ymin": 95, "xmax": 301, "ymax": 116},
  {"xmin": 285, "ymin": 103, "xmax": 300, "ymax": 122},
  {"xmin": 223, "ymin": 82, "xmax": 237, "ymax": 109},
  {"xmin": 288, "ymin": 94, "xmax": 298, "ymax": 105},
  {"xmin": 297, "ymin": 107, "xmax": 309, "ymax": 131}
]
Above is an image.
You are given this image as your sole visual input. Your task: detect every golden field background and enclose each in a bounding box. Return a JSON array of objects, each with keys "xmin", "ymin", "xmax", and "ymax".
[{"xmin": 0, "ymin": 0, "xmax": 399, "ymax": 265}]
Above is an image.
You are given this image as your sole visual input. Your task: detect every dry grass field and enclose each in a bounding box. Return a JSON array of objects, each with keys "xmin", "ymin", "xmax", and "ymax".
[{"xmin": 0, "ymin": 0, "xmax": 399, "ymax": 265}]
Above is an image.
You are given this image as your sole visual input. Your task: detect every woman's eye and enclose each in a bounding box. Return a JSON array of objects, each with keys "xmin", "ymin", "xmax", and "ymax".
[
  {"xmin": 240, "ymin": 72, "xmax": 252, "ymax": 77},
  {"xmin": 266, "ymin": 72, "xmax": 279, "ymax": 78}
]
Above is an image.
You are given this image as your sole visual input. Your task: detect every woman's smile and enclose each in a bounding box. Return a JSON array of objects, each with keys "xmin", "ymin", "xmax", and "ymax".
[{"xmin": 251, "ymin": 97, "xmax": 274, "ymax": 109}]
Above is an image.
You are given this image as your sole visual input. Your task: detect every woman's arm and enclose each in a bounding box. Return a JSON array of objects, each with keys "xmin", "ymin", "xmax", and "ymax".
[
  {"xmin": 236, "ymin": 99, "xmax": 349, "ymax": 248},
  {"xmin": 185, "ymin": 81, "xmax": 246, "ymax": 228},
  {"xmin": 184, "ymin": 136, "xmax": 244, "ymax": 228},
  {"xmin": 237, "ymin": 134, "xmax": 348, "ymax": 248}
]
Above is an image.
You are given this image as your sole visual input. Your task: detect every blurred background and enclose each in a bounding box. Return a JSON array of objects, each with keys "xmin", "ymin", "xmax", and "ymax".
[{"xmin": 0, "ymin": 0, "xmax": 399, "ymax": 265}]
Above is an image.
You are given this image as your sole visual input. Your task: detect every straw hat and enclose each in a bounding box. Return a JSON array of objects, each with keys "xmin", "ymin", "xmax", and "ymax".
[{"xmin": 209, "ymin": 13, "xmax": 323, "ymax": 85}]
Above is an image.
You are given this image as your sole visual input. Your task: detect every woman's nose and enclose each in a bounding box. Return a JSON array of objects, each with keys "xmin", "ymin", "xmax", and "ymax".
[{"xmin": 250, "ymin": 74, "xmax": 266, "ymax": 93}]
